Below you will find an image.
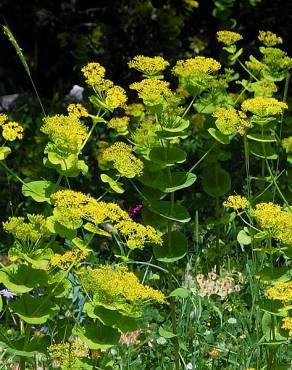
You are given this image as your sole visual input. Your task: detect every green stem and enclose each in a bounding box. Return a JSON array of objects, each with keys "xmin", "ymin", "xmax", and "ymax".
[
  {"xmin": 187, "ymin": 143, "xmax": 215, "ymax": 174},
  {"xmin": 182, "ymin": 96, "xmax": 196, "ymax": 118},
  {"xmin": 238, "ymin": 59, "xmax": 259, "ymax": 81}
]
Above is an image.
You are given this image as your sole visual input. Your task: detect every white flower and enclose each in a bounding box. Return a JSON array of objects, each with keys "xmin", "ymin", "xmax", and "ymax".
[
  {"xmin": 186, "ymin": 363, "xmax": 193, "ymax": 369},
  {"xmin": 156, "ymin": 336, "xmax": 167, "ymax": 345},
  {"xmin": 227, "ymin": 317, "xmax": 237, "ymax": 324}
]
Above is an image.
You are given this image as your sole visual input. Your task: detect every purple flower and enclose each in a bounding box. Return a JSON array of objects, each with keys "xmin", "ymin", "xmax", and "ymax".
[
  {"xmin": 128, "ymin": 204, "xmax": 143, "ymax": 218},
  {"xmin": 0, "ymin": 289, "xmax": 17, "ymax": 299}
]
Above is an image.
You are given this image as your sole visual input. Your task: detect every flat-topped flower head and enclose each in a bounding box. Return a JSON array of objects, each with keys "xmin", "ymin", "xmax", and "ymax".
[
  {"xmin": 125, "ymin": 103, "xmax": 145, "ymax": 117},
  {"xmin": 105, "ymin": 85, "xmax": 127, "ymax": 110},
  {"xmin": 282, "ymin": 317, "xmax": 292, "ymax": 337},
  {"xmin": 0, "ymin": 113, "xmax": 8, "ymax": 126},
  {"xmin": 48, "ymin": 342, "xmax": 88, "ymax": 367},
  {"xmin": 130, "ymin": 79, "xmax": 172, "ymax": 102},
  {"xmin": 50, "ymin": 249, "xmax": 89, "ymax": 270},
  {"xmin": 67, "ymin": 104, "xmax": 89, "ymax": 118},
  {"xmin": 172, "ymin": 57, "xmax": 221, "ymax": 77},
  {"xmin": 128, "ymin": 55, "xmax": 169, "ymax": 77},
  {"xmin": 223, "ymin": 195, "xmax": 249, "ymax": 210},
  {"xmin": 3, "ymin": 214, "xmax": 50, "ymax": 243},
  {"xmin": 266, "ymin": 281, "xmax": 292, "ymax": 302},
  {"xmin": 79, "ymin": 264, "xmax": 165, "ymax": 304},
  {"xmin": 258, "ymin": 31, "xmax": 283, "ymax": 47},
  {"xmin": 41, "ymin": 114, "xmax": 88, "ymax": 154},
  {"xmin": 102, "ymin": 141, "xmax": 143, "ymax": 178},
  {"xmin": 216, "ymin": 31, "xmax": 243, "ymax": 46},
  {"xmin": 81, "ymin": 62, "xmax": 106, "ymax": 87},
  {"xmin": 253, "ymin": 202, "xmax": 292, "ymax": 245},
  {"xmin": 261, "ymin": 47, "xmax": 292, "ymax": 72},
  {"xmin": 107, "ymin": 116, "xmax": 129, "ymax": 133},
  {"xmin": 213, "ymin": 107, "xmax": 252, "ymax": 135},
  {"xmin": 1, "ymin": 121, "xmax": 23, "ymax": 141},
  {"xmin": 245, "ymin": 59, "xmax": 267, "ymax": 74},
  {"xmin": 241, "ymin": 97, "xmax": 287, "ymax": 117},
  {"xmin": 115, "ymin": 220, "xmax": 162, "ymax": 250},
  {"xmin": 282, "ymin": 137, "xmax": 292, "ymax": 153}
]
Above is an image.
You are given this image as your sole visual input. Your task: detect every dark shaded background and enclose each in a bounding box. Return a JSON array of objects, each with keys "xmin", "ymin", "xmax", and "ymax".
[{"xmin": 1, "ymin": 0, "xmax": 292, "ymax": 99}]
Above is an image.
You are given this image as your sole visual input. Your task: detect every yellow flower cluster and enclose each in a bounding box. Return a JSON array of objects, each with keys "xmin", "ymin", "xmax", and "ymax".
[
  {"xmin": 1, "ymin": 121, "xmax": 24, "ymax": 141},
  {"xmin": 266, "ymin": 281, "xmax": 292, "ymax": 302},
  {"xmin": 128, "ymin": 55, "xmax": 169, "ymax": 76},
  {"xmin": 41, "ymin": 114, "xmax": 88, "ymax": 155},
  {"xmin": 282, "ymin": 317, "xmax": 292, "ymax": 336},
  {"xmin": 0, "ymin": 114, "xmax": 7, "ymax": 125},
  {"xmin": 3, "ymin": 214, "xmax": 50, "ymax": 243},
  {"xmin": 105, "ymin": 86, "xmax": 127, "ymax": 109},
  {"xmin": 130, "ymin": 79, "xmax": 172, "ymax": 102},
  {"xmin": 102, "ymin": 142, "xmax": 144, "ymax": 178},
  {"xmin": 223, "ymin": 195, "xmax": 249, "ymax": 210},
  {"xmin": 50, "ymin": 249, "xmax": 89, "ymax": 270},
  {"xmin": 172, "ymin": 56, "xmax": 221, "ymax": 77},
  {"xmin": 79, "ymin": 265, "xmax": 165, "ymax": 303},
  {"xmin": 253, "ymin": 203, "xmax": 292, "ymax": 245},
  {"xmin": 81, "ymin": 62, "xmax": 106, "ymax": 87},
  {"xmin": 282, "ymin": 137, "xmax": 292, "ymax": 153},
  {"xmin": 48, "ymin": 341, "xmax": 88, "ymax": 366},
  {"xmin": 241, "ymin": 97, "xmax": 287, "ymax": 117},
  {"xmin": 115, "ymin": 220, "xmax": 162, "ymax": 249},
  {"xmin": 52, "ymin": 190, "xmax": 128, "ymax": 226},
  {"xmin": 0, "ymin": 114, "xmax": 23, "ymax": 141},
  {"xmin": 132, "ymin": 120, "xmax": 159, "ymax": 147},
  {"xmin": 245, "ymin": 59, "xmax": 267, "ymax": 74},
  {"xmin": 125, "ymin": 103, "xmax": 145, "ymax": 117},
  {"xmin": 107, "ymin": 116, "xmax": 129, "ymax": 133},
  {"xmin": 213, "ymin": 107, "xmax": 252, "ymax": 135},
  {"xmin": 262, "ymin": 47, "xmax": 292, "ymax": 72},
  {"xmin": 258, "ymin": 31, "xmax": 283, "ymax": 47},
  {"xmin": 67, "ymin": 104, "xmax": 89, "ymax": 118},
  {"xmin": 216, "ymin": 30, "xmax": 243, "ymax": 45},
  {"xmin": 51, "ymin": 190, "xmax": 161, "ymax": 250}
]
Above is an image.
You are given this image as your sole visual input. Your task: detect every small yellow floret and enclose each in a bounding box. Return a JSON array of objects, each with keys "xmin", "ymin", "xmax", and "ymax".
[
  {"xmin": 128, "ymin": 55, "xmax": 169, "ymax": 76},
  {"xmin": 266, "ymin": 281, "xmax": 292, "ymax": 302},
  {"xmin": 50, "ymin": 249, "xmax": 89, "ymax": 270},
  {"xmin": 258, "ymin": 31, "xmax": 283, "ymax": 47},
  {"xmin": 67, "ymin": 104, "xmax": 89, "ymax": 118},
  {"xmin": 0, "ymin": 113, "xmax": 8, "ymax": 126},
  {"xmin": 172, "ymin": 57, "xmax": 221, "ymax": 77},
  {"xmin": 282, "ymin": 137, "xmax": 292, "ymax": 153},
  {"xmin": 281, "ymin": 317, "xmax": 292, "ymax": 336},
  {"xmin": 130, "ymin": 79, "xmax": 172, "ymax": 102},
  {"xmin": 107, "ymin": 117, "xmax": 129, "ymax": 132},
  {"xmin": 241, "ymin": 97, "xmax": 287, "ymax": 117},
  {"xmin": 102, "ymin": 142, "xmax": 144, "ymax": 178},
  {"xmin": 1, "ymin": 121, "xmax": 23, "ymax": 141},
  {"xmin": 216, "ymin": 31, "xmax": 243, "ymax": 46},
  {"xmin": 106, "ymin": 86, "xmax": 127, "ymax": 109},
  {"xmin": 81, "ymin": 62, "xmax": 106, "ymax": 87},
  {"xmin": 213, "ymin": 107, "xmax": 252, "ymax": 135},
  {"xmin": 223, "ymin": 195, "xmax": 249, "ymax": 210}
]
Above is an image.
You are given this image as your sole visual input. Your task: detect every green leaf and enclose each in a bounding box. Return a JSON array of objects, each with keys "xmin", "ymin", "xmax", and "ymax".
[
  {"xmin": 84, "ymin": 303, "xmax": 138, "ymax": 333},
  {"xmin": 149, "ymin": 200, "xmax": 191, "ymax": 223},
  {"xmin": 202, "ymin": 165, "xmax": 231, "ymax": 197},
  {"xmin": 100, "ymin": 174, "xmax": 124, "ymax": 193},
  {"xmin": 154, "ymin": 231, "xmax": 188, "ymax": 263},
  {"xmin": 162, "ymin": 116, "xmax": 190, "ymax": 132},
  {"xmin": 155, "ymin": 172, "xmax": 197, "ymax": 193},
  {"xmin": 258, "ymin": 299, "xmax": 287, "ymax": 317},
  {"xmin": 10, "ymin": 295, "xmax": 59, "ymax": 324},
  {"xmin": 83, "ymin": 222, "xmax": 111, "ymax": 237},
  {"xmin": 256, "ymin": 267, "xmax": 292, "ymax": 283},
  {"xmin": 0, "ymin": 264, "xmax": 48, "ymax": 294},
  {"xmin": 0, "ymin": 146, "xmax": 11, "ymax": 160},
  {"xmin": 0, "ymin": 296, "xmax": 2, "ymax": 312},
  {"xmin": 208, "ymin": 128, "xmax": 230, "ymax": 144},
  {"xmin": 250, "ymin": 142, "xmax": 278, "ymax": 160},
  {"xmin": 8, "ymin": 245, "xmax": 53, "ymax": 270},
  {"xmin": 262, "ymin": 312, "xmax": 288, "ymax": 342},
  {"xmin": 22, "ymin": 180, "xmax": 59, "ymax": 203},
  {"xmin": 46, "ymin": 216, "xmax": 77, "ymax": 239},
  {"xmin": 247, "ymin": 133, "xmax": 277, "ymax": 142},
  {"xmin": 158, "ymin": 326, "xmax": 177, "ymax": 339},
  {"xmin": 169, "ymin": 287, "xmax": 190, "ymax": 298},
  {"xmin": 0, "ymin": 332, "xmax": 50, "ymax": 357},
  {"xmin": 156, "ymin": 130, "xmax": 189, "ymax": 140},
  {"xmin": 73, "ymin": 324, "xmax": 120, "ymax": 350},
  {"xmin": 149, "ymin": 147, "xmax": 187, "ymax": 167},
  {"xmin": 237, "ymin": 230, "xmax": 251, "ymax": 245}
]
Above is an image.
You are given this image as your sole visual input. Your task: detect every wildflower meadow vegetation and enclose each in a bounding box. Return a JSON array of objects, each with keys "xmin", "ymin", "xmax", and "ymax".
[{"xmin": 0, "ymin": 17, "xmax": 292, "ymax": 370}]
